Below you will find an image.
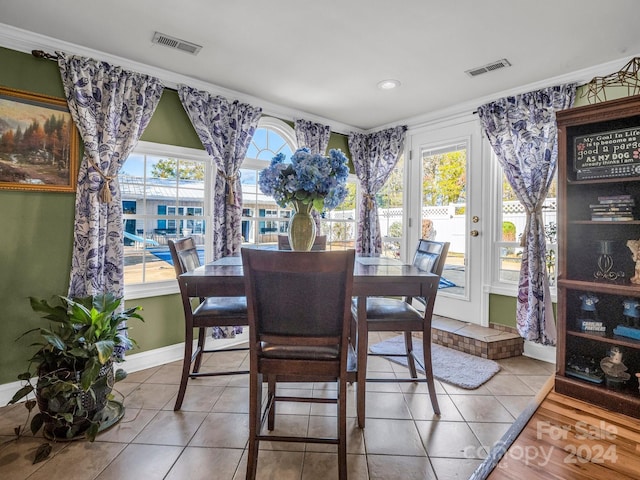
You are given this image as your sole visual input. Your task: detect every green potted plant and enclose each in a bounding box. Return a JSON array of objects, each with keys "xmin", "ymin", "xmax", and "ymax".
[{"xmin": 9, "ymin": 293, "xmax": 143, "ymax": 442}]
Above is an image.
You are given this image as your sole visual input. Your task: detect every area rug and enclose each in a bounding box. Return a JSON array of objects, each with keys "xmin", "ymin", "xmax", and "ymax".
[{"xmin": 369, "ymin": 335, "xmax": 501, "ymax": 389}]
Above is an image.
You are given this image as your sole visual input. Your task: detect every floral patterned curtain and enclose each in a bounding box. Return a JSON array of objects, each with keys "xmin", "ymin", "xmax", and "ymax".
[
  {"xmin": 348, "ymin": 126, "xmax": 407, "ymax": 255},
  {"xmin": 294, "ymin": 119, "xmax": 330, "ymax": 154},
  {"xmin": 295, "ymin": 119, "xmax": 331, "ymax": 228},
  {"xmin": 178, "ymin": 85, "xmax": 262, "ymax": 260},
  {"xmin": 477, "ymin": 83, "xmax": 576, "ymax": 345},
  {"xmin": 58, "ymin": 52, "xmax": 164, "ymax": 299}
]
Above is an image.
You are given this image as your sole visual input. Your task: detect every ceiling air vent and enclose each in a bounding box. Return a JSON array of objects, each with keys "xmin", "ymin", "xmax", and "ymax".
[
  {"xmin": 465, "ymin": 58, "xmax": 511, "ymax": 77},
  {"xmin": 152, "ymin": 32, "xmax": 202, "ymax": 55}
]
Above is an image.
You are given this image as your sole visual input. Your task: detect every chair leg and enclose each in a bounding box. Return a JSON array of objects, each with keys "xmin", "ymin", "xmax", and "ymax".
[
  {"xmin": 338, "ymin": 377, "xmax": 348, "ymax": 480},
  {"xmin": 404, "ymin": 331, "xmax": 418, "ymax": 379},
  {"xmin": 192, "ymin": 327, "xmax": 207, "ymax": 373},
  {"xmin": 421, "ymin": 333, "xmax": 440, "ymax": 415},
  {"xmin": 174, "ymin": 324, "xmax": 195, "ymax": 411},
  {"xmin": 246, "ymin": 372, "xmax": 262, "ymax": 480},
  {"xmin": 267, "ymin": 376, "xmax": 276, "ymax": 430},
  {"xmin": 356, "ymin": 297, "xmax": 368, "ymax": 428}
]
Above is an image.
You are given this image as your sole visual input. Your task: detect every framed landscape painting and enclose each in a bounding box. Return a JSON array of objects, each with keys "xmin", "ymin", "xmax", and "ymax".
[{"xmin": 0, "ymin": 86, "xmax": 79, "ymax": 192}]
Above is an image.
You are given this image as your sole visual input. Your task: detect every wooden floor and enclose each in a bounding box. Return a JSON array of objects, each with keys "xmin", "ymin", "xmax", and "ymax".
[{"xmin": 484, "ymin": 382, "xmax": 640, "ymax": 479}]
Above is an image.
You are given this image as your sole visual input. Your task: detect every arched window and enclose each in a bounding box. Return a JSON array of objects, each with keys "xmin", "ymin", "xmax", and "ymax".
[
  {"xmin": 240, "ymin": 117, "xmax": 297, "ymax": 246},
  {"xmin": 245, "ymin": 117, "xmax": 296, "ymax": 161},
  {"xmin": 240, "ymin": 117, "xmax": 358, "ymax": 250}
]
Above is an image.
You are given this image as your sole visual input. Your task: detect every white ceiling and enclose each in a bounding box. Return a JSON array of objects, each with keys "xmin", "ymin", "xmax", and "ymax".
[{"xmin": 1, "ymin": 0, "xmax": 639, "ymax": 131}]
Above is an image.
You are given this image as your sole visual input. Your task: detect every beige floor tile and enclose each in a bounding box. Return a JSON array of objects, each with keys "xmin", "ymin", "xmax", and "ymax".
[
  {"xmin": 143, "ymin": 364, "xmax": 183, "ymax": 384},
  {"xmin": 26, "ymin": 441, "xmax": 126, "ymax": 480},
  {"xmin": 251, "ymin": 449, "xmax": 304, "ymax": 480},
  {"xmin": 119, "ymin": 366, "xmax": 161, "ymax": 383},
  {"xmin": 367, "ymin": 454, "xmax": 437, "ymax": 479},
  {"xmin": 450, "ymin": 395, "xmax": 515, "ymax": 423},
  {"xmin": 364, "ymin": 391, "xmax": 413, "ymax": 420},
  {"xmin": 256, "ymin": 413, "xmax": 308, "ymax": 452},
  {"xmin": 415, "ymin": 420, "xmax": 484, "ymax": 458},
  {"xmin": 495, "ymin": 395, "xmax": 536, "ymax": 418},
  {"xmin": 165, "ymin": 446, "xmax": 243, "ymax": 480},
  {"xmin": 430, "ymin": 457, "xmax": 483, "ymax": 480},
  {"xmin": 94, "ymin": 443, "xmax": 182, "ymax": 480},
  {"xmin": 496, "ymin": 356, "xmax": 552, "ymax": 375},
  {"xmin": 484, "ymin": 373, "xmax": 537, "ymax": 396},
  {"xmin": 122, "ymin": 383, "xmax": 178, "ymax": 410},
  {"xmin": 200, "ymin": 349, "xmax": 249, "ymax": 371},
  {"xmin": 0, "ymin": 435, "xmax": 68, "ymax": 480},
  {"xmin": 404, "ymin": 393, "xmax": 465, "ymax": 422},
  {"xmin": 363, "ymin": 418, "xmax": 426, "ymax": 456},
  {"xmin": 111, "ymin": 381, "xmax": 141, "ymax": 399},
  {"xmin": 361, "ymin": 372, "xmax": 403, "ymax": 393},
  {"xmin": 95, "ymin": 407, "xmax": 157, "ymax": 443},
  {"xmin": 132, "ymin": 410, "xmax": 206, "ymax": 446},
  {"xmin": 467, "ymin": 421, "xmax": 512, "ymax": 452},
  {"xmin": 164, "ymin": 384, "xmax": 226, "ymax": 412},
  {"xmin": 0, "ymin": 403, "xmax": 33, "ymax": 435},
  {"xmin": 304, "ymin": 415, "xmax": 365, "ymax": 455},
  {"xmin": 188, "ymin": 412, "xmax": 249, "ymax": 449},
  {"xmin": 211, "ymin": 386, "xmax": 250, "ymax": 414},
  {"xmin": 517, "ymin": 373, "xmax": 553, "ymax": 392},
  {"xmin": 397, "ymin": 377, "xmax": 447, "ymax": 395}
]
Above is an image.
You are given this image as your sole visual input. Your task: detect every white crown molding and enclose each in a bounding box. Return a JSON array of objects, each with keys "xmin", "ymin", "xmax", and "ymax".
[
  {"xmin": 380, "ymin": 53, "xmax": 640, "ymax": 133},
  {"xmin": 0, "ymin": 23, "xmax": 362, "ymax": 135}
]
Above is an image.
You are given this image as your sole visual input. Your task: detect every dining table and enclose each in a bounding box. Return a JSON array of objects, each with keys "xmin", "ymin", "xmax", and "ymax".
[{"xmin": 179, "ymin": 252, "xmax": 440, "ymax": 428}]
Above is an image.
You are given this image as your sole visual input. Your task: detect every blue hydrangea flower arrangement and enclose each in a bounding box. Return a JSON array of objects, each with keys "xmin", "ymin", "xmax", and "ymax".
[{"xmin": 258, "ymin": 147, "xmax": 350, "ymax": 212}]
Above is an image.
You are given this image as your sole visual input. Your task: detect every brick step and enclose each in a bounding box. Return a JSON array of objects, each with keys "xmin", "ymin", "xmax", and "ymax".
[{"xmin": 430, "ymin": 315, "xmax": 523, "ymax": 360}]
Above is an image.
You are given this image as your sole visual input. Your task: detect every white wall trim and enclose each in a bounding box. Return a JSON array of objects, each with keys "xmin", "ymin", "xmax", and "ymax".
[
  {"xmin": 0, "ymin": 331, "xmax": 249, "ymax": 406},
  {"xmin": 523, "ymin": 340, "xmax": 557, "ymax": 365}
]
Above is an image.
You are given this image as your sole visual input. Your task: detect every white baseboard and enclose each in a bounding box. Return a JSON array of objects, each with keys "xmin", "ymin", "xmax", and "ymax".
[
  {"xmin": 0, "ymin": 331, "xmax": 249, "ymax": 406},
  {"xmin": 523, "ymin": 340, "xmax": 557, "ymax": 365}
]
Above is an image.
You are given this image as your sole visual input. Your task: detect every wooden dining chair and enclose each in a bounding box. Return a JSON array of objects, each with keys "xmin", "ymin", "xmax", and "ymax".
[
  {"xmin": 277, "ymin": 234, "xmax": 327, "ymax": 250},
  {"xmin": 241, "ymin": 248, "xmax": 356, "ymax": 480},
  {"xmin": 353, "ymin": 239, "xmax": 449, "ymax": 426},
  {"xmin": 168, "ymin": 237, "xmax": 249, "ymax": 411}
]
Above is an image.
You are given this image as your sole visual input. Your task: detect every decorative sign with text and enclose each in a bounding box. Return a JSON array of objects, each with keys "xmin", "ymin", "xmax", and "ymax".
[{"xmin": 574, "ymin": 126, "xmax": 640, "ymax": 179}]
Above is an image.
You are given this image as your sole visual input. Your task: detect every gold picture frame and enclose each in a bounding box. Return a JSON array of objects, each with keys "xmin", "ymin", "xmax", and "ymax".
[{"xmin": 0, "ymin": 86, "xmax": 79, "ymax": 192}]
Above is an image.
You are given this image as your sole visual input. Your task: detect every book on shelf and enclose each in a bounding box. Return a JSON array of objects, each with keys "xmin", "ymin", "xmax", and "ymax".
[
  {"xmin": 589, "ymin": 205, "xmax": 634, "ymax": 211},
  {"xmin": 590, "ymin": 195, "xmax": 636, "ymax": 221},
  {"xmin": 591, "ymin": 216, "xmax": 635, "ymax": 221},
  {"xmin": 597, "ymin": 194, "xmax": 633, "ymax": 202}
]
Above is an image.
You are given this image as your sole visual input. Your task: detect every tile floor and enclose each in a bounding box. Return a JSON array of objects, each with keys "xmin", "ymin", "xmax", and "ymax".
[{"xmin": 0, "ymin": 332, "xmax": 555, "ymax": 480}]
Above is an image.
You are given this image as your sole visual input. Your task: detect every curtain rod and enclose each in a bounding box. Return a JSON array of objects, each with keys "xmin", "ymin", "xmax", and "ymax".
[{"xmin": 32, "ymin": 49, "xmax": 58, "ymax": 61}]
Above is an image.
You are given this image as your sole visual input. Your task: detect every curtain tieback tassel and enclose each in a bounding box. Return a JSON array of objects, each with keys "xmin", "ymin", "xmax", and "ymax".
[
  {"xmin": 88, "ymin": 158, "xmax": 115, "ymax": 204},
  {"xmin": 221, "ymin": 171, "xmax": 238, "ymax": 205},
  {"xmin": 363, "ymin": 193, "xmax": 376, "ymax": 210}
]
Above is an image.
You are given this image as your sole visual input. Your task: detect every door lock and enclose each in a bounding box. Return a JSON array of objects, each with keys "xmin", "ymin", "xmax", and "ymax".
[{"xmin": 470, "ymin": 230, "xmax": 479, "ymax": 237}]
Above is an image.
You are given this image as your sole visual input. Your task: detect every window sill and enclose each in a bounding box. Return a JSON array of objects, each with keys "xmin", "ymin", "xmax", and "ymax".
[{"xmin": 124, "ymin": 280, "xmax": 179, "ymax": 300}]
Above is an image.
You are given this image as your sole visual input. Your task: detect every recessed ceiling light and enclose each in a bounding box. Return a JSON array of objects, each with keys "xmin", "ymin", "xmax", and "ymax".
[{"xmin": 377, "ymin": 79, "xmax": 401, "ymax": 90}]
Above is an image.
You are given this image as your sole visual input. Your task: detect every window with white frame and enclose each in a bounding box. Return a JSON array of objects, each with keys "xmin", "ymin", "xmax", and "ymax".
[
  {"xmin": 242, "ymin": 117, "xmax": 358, "ymax": 250},
  {"xmin": 122, "ymin": 119, "xmax": 359, "ymax": 298},
  {"xmin": 121, "ymin": 142, "xmax": 211, "ymax": 297},
  {"xmin": 492, "ymin": 156, "xmax": 558, "ymax": 293}
]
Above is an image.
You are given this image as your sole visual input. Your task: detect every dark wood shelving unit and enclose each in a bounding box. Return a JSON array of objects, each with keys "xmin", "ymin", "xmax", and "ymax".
[{"xmin": 556, "ymin": 95, "xmax": 640, "ymax": 419}]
